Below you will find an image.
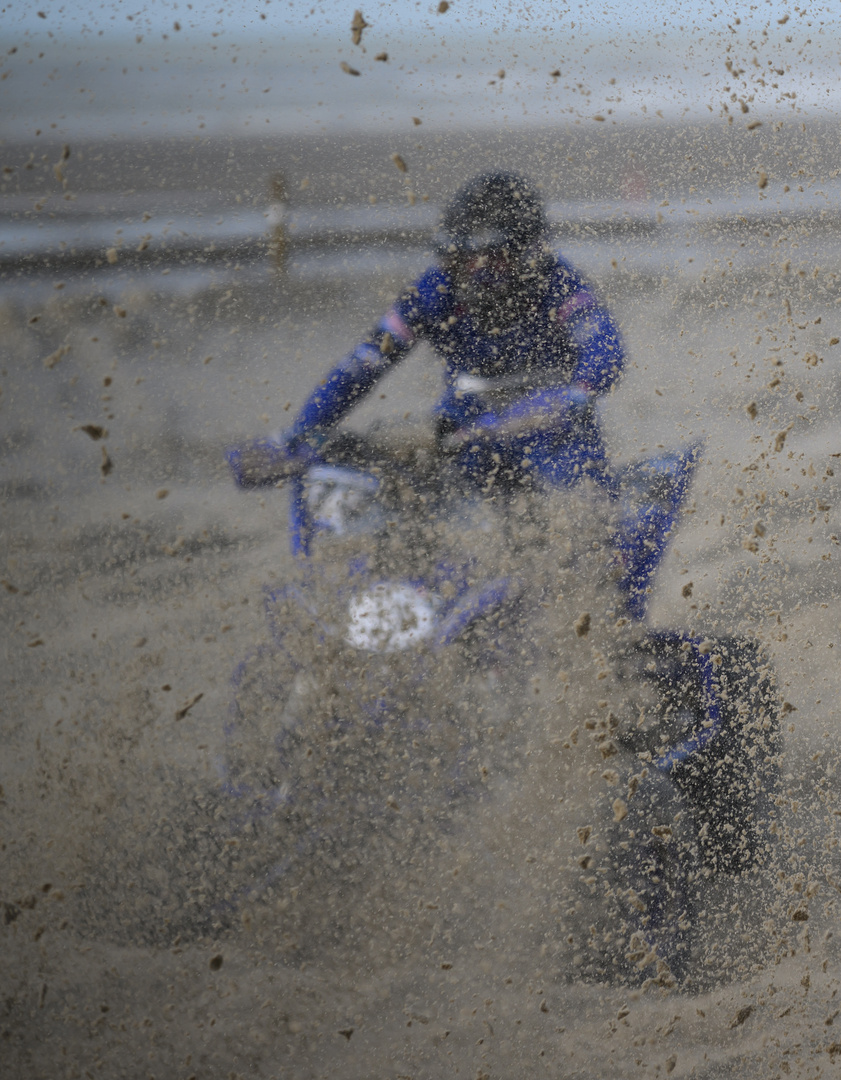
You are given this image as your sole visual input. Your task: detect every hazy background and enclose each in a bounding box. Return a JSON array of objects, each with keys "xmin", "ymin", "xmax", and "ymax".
[{"xmin": 4, "ymin": 3, "xmax": 841, "ymax": 1078}]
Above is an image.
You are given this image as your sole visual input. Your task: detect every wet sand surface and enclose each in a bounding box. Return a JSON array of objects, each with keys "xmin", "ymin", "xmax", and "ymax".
[{"xmin": 4, "ymin": 122, "xmax": 841, "ymax": 1078}]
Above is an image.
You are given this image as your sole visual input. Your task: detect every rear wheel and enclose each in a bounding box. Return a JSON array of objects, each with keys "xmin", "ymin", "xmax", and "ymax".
[
  {"xmin": 669, "ymin": 635, "xmax": 780, "ymax": 874},
  {"xmin": 591, "ymin": 631, "xmax": 782, "ymax": 986},
  {"xmin": 614, "ymin": 633, "xmax": 780, "ymax": 871},
  {"xmin": 567, "ymin": 760, "xmax": 700, "ymax": 987}
]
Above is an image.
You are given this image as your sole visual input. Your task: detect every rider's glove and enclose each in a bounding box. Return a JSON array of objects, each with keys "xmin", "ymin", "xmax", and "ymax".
[
  {"xmin": 496, "ymin": 384, "xmax": 593, "ymax": 437},
  {"xmin": 440, "ymin": 385, "xmax": 594, "ymax": 452},
  {"xmin": 439, "ymin": 413, "xmax": 497, "ymax": 454},
  {"xmin": 226, "ymin": 438, "xmax": 289, "ymax": 489},
  {"xmin": 226, "ymin": 431, "xmax": 327, "ymax": 488}
]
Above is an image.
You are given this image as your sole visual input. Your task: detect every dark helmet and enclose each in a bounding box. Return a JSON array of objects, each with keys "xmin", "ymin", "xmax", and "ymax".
[
  {"xmin": 435, "ymin": 172, "xmax": 548, "ymax": 257},
  {"xmin": 435, "ymin": 173, "xmax": 550, "ymax": 331}
]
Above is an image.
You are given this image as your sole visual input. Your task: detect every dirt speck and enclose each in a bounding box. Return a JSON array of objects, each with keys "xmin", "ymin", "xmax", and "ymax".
[
  {"xmin": 3, "ymin": 902, "xmax": 21, "ymax": 925},
  {"xmin": 350, "ymin": 10, "xmax": 369, "ymax": 46},
  {"xmin": 43, "ymin": 343, "xmax": 71, "ymax": 369},
  {"xmin": 76, "ymin": 424, "xmax": 108, "ymax": 441},
  {"xmin": 574, "ymin": 613, "xmax": 591, "ymax": 638},
  {"xmin": 730, "ymin": 1005, "xmax": 753, "ymax": 1028},
  {"xmin": 774, "ymin": 426, "xmax": 792, "ymax": 453},
  {"xmin": 175, "ymin": 692, "xmax": 204, "ymax": 721}
]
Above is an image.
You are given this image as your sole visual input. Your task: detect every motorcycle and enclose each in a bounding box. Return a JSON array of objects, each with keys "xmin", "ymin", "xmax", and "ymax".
[{"xmin": 220, "ymin": 420, "xmax": 780, "ymax": 986}]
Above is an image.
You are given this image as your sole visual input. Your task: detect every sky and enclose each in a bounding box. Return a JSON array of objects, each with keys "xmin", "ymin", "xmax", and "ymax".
[
  {"xmin": 0, "ymin": 0, "xmax": 833, "ymax": 43},
  {"xmin": 1, "ymin": 1, "xmax": 838, "ymax": 139}
]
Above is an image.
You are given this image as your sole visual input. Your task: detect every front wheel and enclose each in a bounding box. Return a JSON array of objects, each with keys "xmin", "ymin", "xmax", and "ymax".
[
  {"xmin": 224, "ymin": 640, "xmax": 482, "ymax": 823},
  {"xmin": 220, "ymin": 635, "xmax": 490, "ymax": 942}
]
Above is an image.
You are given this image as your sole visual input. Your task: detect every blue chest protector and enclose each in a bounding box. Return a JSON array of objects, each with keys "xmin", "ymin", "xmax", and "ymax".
[{"xmin": 289, "ymin": 254, "xmax": 624, "ymax": 490}]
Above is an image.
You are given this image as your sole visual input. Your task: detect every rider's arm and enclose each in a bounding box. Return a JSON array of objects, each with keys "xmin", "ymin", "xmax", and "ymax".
[
  {"xmin": 286, "ymin": 307, "xmax": 416, "ymax": 455},
  {"xmin": 448, "ymin": 384, "xmax": 594, "ymax": 446},
  {"xmin": 229, "ymin": 311, "xmax": 416, "ymax": 488}
]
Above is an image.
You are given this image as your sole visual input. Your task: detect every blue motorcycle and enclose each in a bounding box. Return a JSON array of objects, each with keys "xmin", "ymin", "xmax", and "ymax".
[{"xmin": 221, "ymin": 425, "xmax": 780, "ymax": 986}]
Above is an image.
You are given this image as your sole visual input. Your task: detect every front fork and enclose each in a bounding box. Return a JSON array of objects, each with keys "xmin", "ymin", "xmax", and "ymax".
[
  {"xmin": 613, "ymin": 502, "xmax": 680, "ymax": 621},
  {"xmin": 612, "ymin": 447, "xmax": 700, "ymax": 621}
]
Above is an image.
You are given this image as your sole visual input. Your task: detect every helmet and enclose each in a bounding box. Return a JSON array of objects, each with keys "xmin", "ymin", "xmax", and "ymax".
[
  {"xmin": 435, "ymin": 173, "xmax": 550, "ymax": 331},
  {"xmin": 435, "ymin": 172, "xmax": 548, "ymax": 258}
]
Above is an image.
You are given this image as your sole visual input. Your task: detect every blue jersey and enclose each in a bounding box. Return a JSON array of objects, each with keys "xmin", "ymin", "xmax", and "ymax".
[{"xmin": 289, "ymin": 253, "xmax": 624, "ymax": 488}]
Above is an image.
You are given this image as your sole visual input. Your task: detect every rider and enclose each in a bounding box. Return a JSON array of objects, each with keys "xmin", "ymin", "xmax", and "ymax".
[{"xmin": 235, "ymin": 172, "xmax": 625, "ymax": 492}]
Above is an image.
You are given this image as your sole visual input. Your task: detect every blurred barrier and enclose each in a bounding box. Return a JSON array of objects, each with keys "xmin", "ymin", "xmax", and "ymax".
[
  {"xmin": 3, "ymin": 184, "xmax": 841, "ymax": 272},
  {"xmin": 267, "ymin": 173, "xmax": 289, "ymax": 273}
]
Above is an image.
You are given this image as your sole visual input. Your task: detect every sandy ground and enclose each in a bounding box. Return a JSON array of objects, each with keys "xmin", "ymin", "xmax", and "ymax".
[{"xmin": 4, "ymin": 187, "xmax": 841, "ymax": 1078}]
